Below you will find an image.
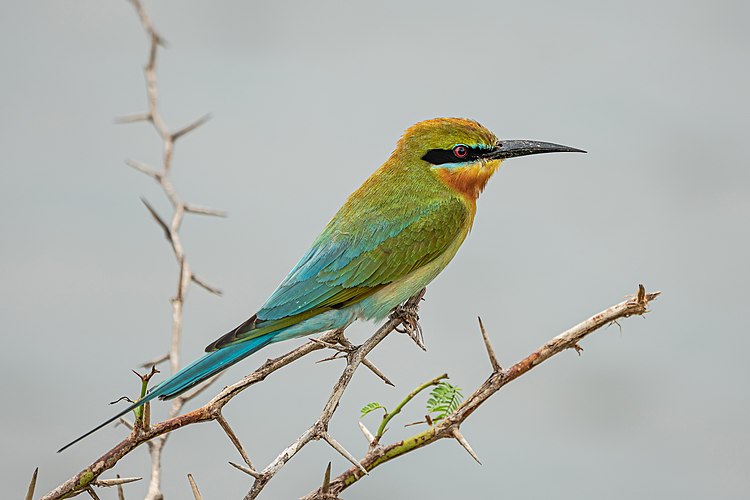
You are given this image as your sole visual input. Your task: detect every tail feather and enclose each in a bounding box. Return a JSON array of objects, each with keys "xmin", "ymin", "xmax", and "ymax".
[{"xmin": 58, "ymin": 334, "xmax": 273, "ymax": 453}]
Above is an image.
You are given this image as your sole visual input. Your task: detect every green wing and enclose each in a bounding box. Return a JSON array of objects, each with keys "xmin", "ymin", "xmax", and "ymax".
[{"xmin": 208, "ymin": 196, "xmax": 468, "ymax": 350}]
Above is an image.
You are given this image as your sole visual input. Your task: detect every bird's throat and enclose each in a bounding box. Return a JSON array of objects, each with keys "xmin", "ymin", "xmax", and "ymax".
[{"xmin": 434, "ymin": 160, "xmax": 501, "ymax": 200}]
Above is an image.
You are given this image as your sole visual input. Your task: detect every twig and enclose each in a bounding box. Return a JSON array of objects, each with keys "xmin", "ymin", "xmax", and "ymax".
[
  {"xmin": 374, "ymin": 374, "xmax": 448, "ymax": 442},
  {"xmin": 301, "ymin": 285, "xmax": 661, "ymax": 499},
  {"xmin": 40, "ymin": 313, "xmax": 409, "ymax": 500},
  {"xmin": 242, "ymin": 292, "xmax": 426, "ymax": 500},
  {"xmin": 114, "ymin": 1, "xmax": 223, "ymax": 497}
]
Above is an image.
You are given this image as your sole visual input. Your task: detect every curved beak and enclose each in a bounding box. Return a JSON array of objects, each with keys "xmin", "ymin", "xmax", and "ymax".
[{"xmin": 487, "ymin": 140, "xmax": 586, "ymax": 160}]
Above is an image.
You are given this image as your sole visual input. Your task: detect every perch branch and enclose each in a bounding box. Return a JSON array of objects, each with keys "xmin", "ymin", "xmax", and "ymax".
[
  {"xmin": 41, "ymin": 291, "xmax": 426, "ymax": 500},
  {"xmin": 302, "ymin": 285, "xmax": 660, "ymax": 499}
]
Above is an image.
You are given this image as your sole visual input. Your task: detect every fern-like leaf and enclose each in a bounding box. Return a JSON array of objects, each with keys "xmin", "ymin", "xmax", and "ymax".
[
  {"xmin": 360, "ymin": 402, "xmax": 386, "ymax": 418},
  {"xmin": 426, "ymin": 382, "xmax": 463, "ymax": 423}
]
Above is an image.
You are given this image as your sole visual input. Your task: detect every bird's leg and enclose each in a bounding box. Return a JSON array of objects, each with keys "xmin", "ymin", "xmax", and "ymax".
[{"xmin": 391, "ymin": 295, "xmax": 426, "ymax": 351}]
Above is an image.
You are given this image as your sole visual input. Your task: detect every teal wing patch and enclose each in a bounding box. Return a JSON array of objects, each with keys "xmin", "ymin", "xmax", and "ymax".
[{"xmin": 209, "ymin": 197, "xmax": 468, "ymax": 350}]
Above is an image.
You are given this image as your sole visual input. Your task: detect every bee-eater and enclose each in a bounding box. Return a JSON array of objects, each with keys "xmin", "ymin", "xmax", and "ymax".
[{"xmin": 60, "ymin": 117, "xmax": 584, "ymax": 451}]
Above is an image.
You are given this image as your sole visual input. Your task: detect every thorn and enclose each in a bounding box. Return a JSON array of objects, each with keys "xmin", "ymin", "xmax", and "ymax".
[
  {"xmin": 321, "ymin": 462, "xmax": 332, "ymax": 494},
  {"xmin": 171, "ymin": 113, "xmax": 212, "ymax": 141},
  {"xmin": 191, "ymin": 273, "xmax": 223, "ymax": 296},
  {"xmin": 636, "ymin": 284, "xmax": 646, "ymax": 304},
  {"xmin": 115, "ymin": 112, "xmax": 151, "ymax": 124},
  {"xmin": 85, "ymin": 487, "xmax": 102, "ymax": 500},
  {"xmin": 184, "ymin": 203, "xmax": 228, "ymax": 218},
  {"xmin": 322, "ymin": 432, "xmax": 368, "ymax": 476},
  {"xmin": 217, "ymin": 414, "xmax": 255, "ymax": 471},
  {"xmin": 610, "ymin": 319, "xmax": 623, "ymax": 334},
  {"xmin": 140, "ymin": 197, "xmax": 172, "ymax": 242},
  {"xmin": 25, "ymin": 467, "xmax": 38, "ymax": 500},
  {"xmin": 452, "ymin": 428, "xmax": 481, "ymax": 465},
  {"xmin": 229, "ymin": 461, "xmax": 263, "ymax": 479},
  {"xmin": 362, "ymin": 358, "xmax": 395, "ymax": 386},
  {"xmin": 140, "ymin": 352, "xmax": 169, "ymax": 368},
  {"xmin": 309, "ymin": 337, "xmax": 348, "ymax": 352},
  {"xmin": 93, "ymin": 476, "xmax": 143, "ymax": 487},
  {"xmin": 117, "ymin": 417, "xmax": 134, "ymax": 430},
  {"xmin": 116, "ymin": 474, "xmax": 125, "ymax": 500},
  {"xmin": 316, "ymin": 351, "xmax": 346, "ymax": 363},
  {"xmin": 478, "ymin": 317, "xmax": 502, "ymax": 372},
  {"xmin": 125, "ymin": 159, "xmax": 160, "ymax": 179},
  {"xmin": 187, "ymin": 474, "xmax": 202, "ymax": 500},
  {"xmin": 358, "ymin": 421, "xmax": 375, "ymax": 444}
]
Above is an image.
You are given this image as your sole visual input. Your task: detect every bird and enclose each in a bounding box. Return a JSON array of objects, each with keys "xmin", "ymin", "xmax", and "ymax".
[{"xmin": 59, "ymin": 117, "xmax": 584, "ymax": 452}]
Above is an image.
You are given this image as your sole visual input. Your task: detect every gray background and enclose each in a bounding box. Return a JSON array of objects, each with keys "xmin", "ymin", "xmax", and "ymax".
[{"xmin": 1, "ymin": 1, "xmax": 748, "ymax": 498}]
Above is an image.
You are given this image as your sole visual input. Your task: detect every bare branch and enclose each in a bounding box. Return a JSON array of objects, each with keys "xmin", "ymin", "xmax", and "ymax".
[{"xmin": 302, "ymin": 285, "xmax": 661, "ymax": 499}]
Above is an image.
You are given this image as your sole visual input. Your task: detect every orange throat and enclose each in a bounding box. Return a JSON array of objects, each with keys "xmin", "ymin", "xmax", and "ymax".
[{"xmin": 434, "ymin": 159, "xmax": 501, "ymax": 201}]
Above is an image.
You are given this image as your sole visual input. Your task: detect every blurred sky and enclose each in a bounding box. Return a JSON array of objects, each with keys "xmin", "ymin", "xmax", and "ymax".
[{"xmin": 1, "ymin": 0, "xmax": 749, "ymax": 498}]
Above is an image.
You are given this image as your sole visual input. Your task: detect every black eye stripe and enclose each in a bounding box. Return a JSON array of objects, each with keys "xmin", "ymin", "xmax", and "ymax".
[{"xmin": 422, "ymin": 145, "xmax": 489, "ymax": 165}]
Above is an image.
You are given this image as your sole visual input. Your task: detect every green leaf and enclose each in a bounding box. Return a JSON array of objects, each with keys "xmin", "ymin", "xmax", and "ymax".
[
  {"xmin": 360, "ymin": 402, "xmax": 386, "ymax": 418},
  {"xmin": 425, "ymin": 382, "xmax": 463, "ymax": 423}
]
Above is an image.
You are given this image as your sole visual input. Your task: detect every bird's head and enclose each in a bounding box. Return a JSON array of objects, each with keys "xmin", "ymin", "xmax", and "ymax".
[{"xmin": 396, "ymin": 118, "xmax": 585, "ymax": 199}]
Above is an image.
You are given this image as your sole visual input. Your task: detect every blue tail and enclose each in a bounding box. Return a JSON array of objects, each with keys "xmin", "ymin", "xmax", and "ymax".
[
  {"xmin": 57, "ymin": 334, "xmax": 273, "ymax": 453},
  {"xmin": 153, "ymin": 334, "xmax": 273, "ymax": 399}
]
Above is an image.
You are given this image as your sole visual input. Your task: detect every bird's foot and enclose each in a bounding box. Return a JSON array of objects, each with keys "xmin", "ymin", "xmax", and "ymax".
[{"xmin": 391, "ymin": 302, "xmax": 426, "ymax": 351}]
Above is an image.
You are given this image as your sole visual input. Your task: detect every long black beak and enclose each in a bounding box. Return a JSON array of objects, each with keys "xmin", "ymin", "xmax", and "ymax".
[{"xmin": 487, "ymin": 140, "xmax": 586, "ymax": 160}]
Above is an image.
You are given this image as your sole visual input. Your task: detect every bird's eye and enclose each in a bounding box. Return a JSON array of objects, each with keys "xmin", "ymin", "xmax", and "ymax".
[{"xmin": 453, "ymin": 145, "xmax": 468, "ymax": 159}]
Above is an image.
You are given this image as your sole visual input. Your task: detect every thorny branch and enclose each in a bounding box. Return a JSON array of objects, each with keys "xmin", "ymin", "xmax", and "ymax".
[
  {"xmin": 36, "ymin": 2, "xmax": 662, "ymax": 499},
  {"xmin": 301, "ymin": 285, "xmax": 660, "ymax": 499},
  {"xmin": 41, "ymin": 293, "xmax": 426, "ymax": 500},
  {"xmin": 116, "ymin": 0, "xmax": 224, "ymax": 498}
]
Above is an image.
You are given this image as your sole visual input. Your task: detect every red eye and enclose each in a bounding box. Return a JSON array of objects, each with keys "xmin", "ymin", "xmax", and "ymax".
[{"xmin": 453, "ymin": 145, "xmax": 468, "ymax": 159}]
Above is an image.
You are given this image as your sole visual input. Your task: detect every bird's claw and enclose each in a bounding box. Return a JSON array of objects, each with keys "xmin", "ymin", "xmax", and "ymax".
[{"xmin": 391, "ymin": 303, "xmax": 426, "ymax": 351}]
